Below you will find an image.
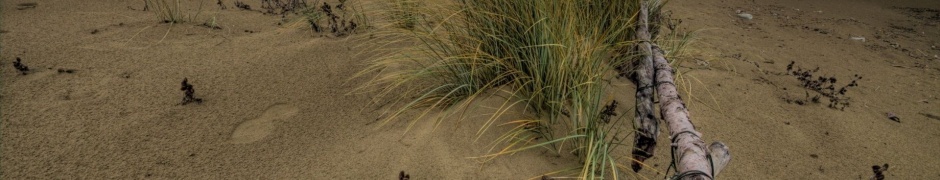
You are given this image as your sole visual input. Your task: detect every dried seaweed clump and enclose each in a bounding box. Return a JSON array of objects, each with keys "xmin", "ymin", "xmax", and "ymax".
[
  {"xmin": 786, "ymin": 61, "xmax": 861, "ymax": 110},
  {"xmin": 180, "ymin": 78, "xmax": 204, "ymax": 105},
  {"xmin": 13, "ymin": 57, "xmax": 30, "ymax": 75}
]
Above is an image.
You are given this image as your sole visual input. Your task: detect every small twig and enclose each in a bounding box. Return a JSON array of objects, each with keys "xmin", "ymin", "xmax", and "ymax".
[{"xmin": 16, "ymin": 2, "xmax": 38, "ymax": 10}]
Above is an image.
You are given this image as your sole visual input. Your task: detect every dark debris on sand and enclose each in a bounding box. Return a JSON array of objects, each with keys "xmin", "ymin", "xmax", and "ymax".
[
  {"xmin": 871, "ymin": 164, "xmax": 889, "ymax": 180},
  {"xmin": 13, "ymin": 57, "xmax": 30, "ymax": 75},
  {"xmin": 180, "ymin": 78, "xmax": 204, "ymax": 105},
  {"xmin": 785, "ymin": 61, "xmax": 861, "ymax": 110},
  {"xmin": 398, "ymin": 171, "xmax": 410, "ymax": 180}
]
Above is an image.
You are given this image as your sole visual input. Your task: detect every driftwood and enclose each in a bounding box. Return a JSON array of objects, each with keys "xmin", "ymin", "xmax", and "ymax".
[
  {"xmin": 630, "ymin": 1, "xmax": 659, "ymax": 172},
  {"xmin": 651, "ymin": 45, "xmax": 731, "ymax": 179}
]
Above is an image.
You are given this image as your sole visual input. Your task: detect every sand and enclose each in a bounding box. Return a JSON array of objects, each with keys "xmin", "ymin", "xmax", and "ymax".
[{"xmin": 2, "ymin": 0, "xmax": 939, "ymax": 179}]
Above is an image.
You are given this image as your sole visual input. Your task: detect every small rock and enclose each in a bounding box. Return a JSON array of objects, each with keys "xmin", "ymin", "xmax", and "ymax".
[
  {"xmin": 850, "ymin": 36, "xmax": 866, "ymax": 42},
  {"xmin": 889, "ymin": 42, "xmax": 900, "ymax": 48},
  {"xmin": 737, "ymin": 13, "xmax": 754, "ymax": 20},
  {"xmin": 886, "ymin": 112, "xmax": 900, "ymax": 122}
]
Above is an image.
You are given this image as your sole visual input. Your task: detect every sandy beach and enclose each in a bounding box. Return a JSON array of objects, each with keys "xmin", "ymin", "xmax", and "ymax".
[{"xmin": 2, "ymin": 0, "xmax": 939, "ymax": 179}]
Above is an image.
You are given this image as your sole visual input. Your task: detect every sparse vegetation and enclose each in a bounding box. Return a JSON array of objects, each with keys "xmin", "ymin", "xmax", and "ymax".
[
  {"xmin": 261, "ymin": 0, "xmax": 308, "ymax": 15},
  {"xmin": 144, "ymin": 0, "xmax": 204, "ymax": 23},
  {"xmin": 299, "ymin": 1, "xmax": 362, "ymax": 36},
  {"xmin": 202, "ymin": 16, "xmax": 222, "ymax": 29},
  {"xmin": 232, "ymin": 0, "xmax": 367, "ymax": 37},
  {"xmin": 300, "ymin": 4, "xmax": 325, "ymax": 32},
  {"xmin": 321, "ymin": 1, "xmax": 359, "ymax": 36},
  {"xmin": 234, "ymin": 1, "xmax": 251, "ymax": 10}
]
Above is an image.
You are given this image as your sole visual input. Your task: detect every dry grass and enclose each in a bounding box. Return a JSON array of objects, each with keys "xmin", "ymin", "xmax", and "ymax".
[
  {"xmin": 145, "ymin": 0, "xmax": 204, "ymax": 23},
  {"xmin": 355, "ymin": 0, "xmax": 691, "ymax": 178}
]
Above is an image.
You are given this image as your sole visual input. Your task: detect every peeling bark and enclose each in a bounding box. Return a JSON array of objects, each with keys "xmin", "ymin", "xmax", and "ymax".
[
  {"xmin": 630, "ymin": 1, "xmax": 659, "ymax": 173},
  {"xmin": 651, "ymin": 45, "xmax": 730, "ymax": 179}
]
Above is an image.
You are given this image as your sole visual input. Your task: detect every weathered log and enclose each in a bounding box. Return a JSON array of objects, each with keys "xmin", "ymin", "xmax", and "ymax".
[
  {"xmin": 651, "ymin": 45, "xmax": 731, "ymax": 179},
  {"xmin": 630, "ymin": 0, "xmax": 659, "ymax": 173}
]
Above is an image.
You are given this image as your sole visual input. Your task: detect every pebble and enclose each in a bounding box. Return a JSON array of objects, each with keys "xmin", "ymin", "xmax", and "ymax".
[
  {"xmin": 737, "ymin": 13, "xmax": 754, "ymax": 20},
  {"xmin": 850, "ymin": 36, "xmax": 866, "ymax": 42},
  {"xmin": 886, "ymin": 112, "xmax": 900, "ymax": 122}
]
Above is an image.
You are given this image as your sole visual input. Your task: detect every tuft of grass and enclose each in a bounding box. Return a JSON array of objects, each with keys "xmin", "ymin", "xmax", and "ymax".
[
  {"xmin": 296, "ymin": 0, "xmax": 325, "ymax": 30},
  {"xmin": 650, "ymin": 12, "xmax": 722, "ymax": 113},
  {"xmin": 145, "ymin": 0, "xmax": 204, "ymax": 23},
  {"xmin": 201, "ymin": 16, "xmax": 222, "ymax": 29},
  {"xmin": 356, "ymin": 0, "xmax": 682, "ymax": 178},
  {"xmin": 387, "ymin": 0, "xmax": 422, "ymax": 30}
]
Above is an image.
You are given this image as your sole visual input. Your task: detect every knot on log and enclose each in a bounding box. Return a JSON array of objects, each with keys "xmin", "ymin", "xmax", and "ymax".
[{"xmin": 631, "ymin": 135, "xmax": 657, "ymax": 172}]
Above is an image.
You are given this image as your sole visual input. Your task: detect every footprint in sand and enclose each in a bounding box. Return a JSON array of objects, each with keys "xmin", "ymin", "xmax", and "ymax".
[{"xmin": 229, "ymin": 104, "xmax": 299, "ymax": 144}]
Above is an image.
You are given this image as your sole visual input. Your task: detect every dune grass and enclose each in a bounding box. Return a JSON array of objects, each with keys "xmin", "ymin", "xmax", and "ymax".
[
  {"xmin": 145, "ymin": 0, "xmax": 204, "ymax": 23},
  {"xmin": 356, "ymin": 0, "xmax": 683, "ymax": 178},
  {"xmin": 388, "ymin": 0, "xmax": 421, "ymax": 29}
]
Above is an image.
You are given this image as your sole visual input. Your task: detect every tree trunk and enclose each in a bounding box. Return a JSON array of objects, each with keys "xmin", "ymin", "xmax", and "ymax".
[
  {"xmin": 651, "ymin": 45, "xmax": 731, "ymax": 179},
  {"xmin": 630, "ymin": 0, "xmax": 659, "ymax": 173}
]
